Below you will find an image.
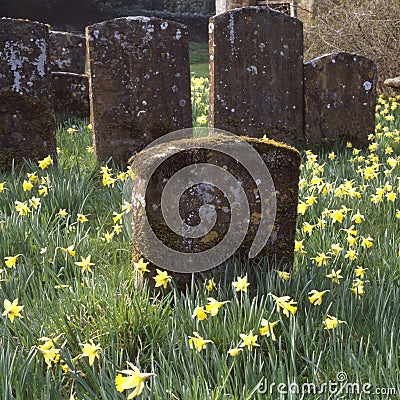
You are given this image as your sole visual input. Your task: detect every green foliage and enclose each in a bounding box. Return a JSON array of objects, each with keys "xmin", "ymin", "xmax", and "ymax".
[{"xmin": 0, "ymin": 89, "xmax": 399, "ymax": 398}]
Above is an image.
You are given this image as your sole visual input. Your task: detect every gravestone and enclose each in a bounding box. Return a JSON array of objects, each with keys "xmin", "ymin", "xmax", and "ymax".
[
  {"xmin": 49, "ymin": 31, "xmax": 86, "ymax": 74},
  {"xmin": 304, "ymin": 52, "xmax": 377, "ymax": 147},
  {"xmin": 0, "ymin": 18, "xmax": 56, "ymax": 171},
  {"xmin": 86, "ymin": 17, "xmax": 192, "ymax": 166},
  {"xmin": 209, "ymin": 7, "xmax": 304, "ymax": 147},
  {"xmin": 129, "ymin": 134, "xmax": 300, "ymax": 290},
  {"xmin": 52, "ymin": 72, "xmax": 90, "ymax": 119}
]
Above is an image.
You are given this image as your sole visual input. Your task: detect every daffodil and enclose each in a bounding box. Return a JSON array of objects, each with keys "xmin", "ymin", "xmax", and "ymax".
[
  {"xmin": 269, "ymin": 294, "xmax": 297, "ymax": 317},
  {"xmin": 2, "ymin": 298, "xmax": 23, "ymax": 322},
  {"xmin": 15, "ymin": 200, "xmax": 30, "ymax": 216},
  {"xmin": 188, "ymin": 332, "xmax": 212, "ymax": 352},
  {"xmin": 4, "ymin": 254, "xmax": 22, "ymax": 268},
  {"xmin": 326, "ymin": 269, "xmax": 343, "ymax": 283},
  {"xmin": 277, "ymin": 270, "xmax": 290, "ymax": 282},
  {"xmin": 80, "ymin": 341, "xmax": 101, "ymax": 366},
  {"xmin": 74, "ymin": 255, "xmax": 94, "ymax": 272},
  {"xmin": 29, "ymin": 197, "xmax": 41, "ymax": 209},
  {"xmin": 153, "ymin": 269, "xmax": 172, "ymax": 289},
  {"xmin": 259, "ymin": 319, "xmax": 279, "ymax": 341},
  {"xmin": 38, "ymin": 155, "xmax": 53, "ymax": 170},
  {"xmin": 0, "ymin": 182, "xmax": 5, "ymax": 192},
  {"xmin": 206, "ymin": 278, "xmax": 216, "ymax": 291},
  {"xmin": 38, "ymin": 336, "xmax": 62, "ymax": 366},
  {"xmin": 323, "ymin": 315, "xmax": 345, "ymax": 330},
  {"xmin": 239, "ymin": 331, "xmax": 259, "ymax": 350},
  {"xmin": 22, "ymin": 180, "xmax": 33, "ymax": 191},
  {"xmin": 232, "ymin": 275, "xmax": 250, "ymax": 292},
  {"xmin": 354, "ymin": 266, "xmax": 367, "ymax": 278},
  {"xmin": 133, "ymin": 258, "xmax": 150, "ymax": 275},
  {"xmin": 77, "ymin": 214, "xmax": 88, "ymax": 223},
  {"xmin": 60, "ymin": 245, "xmax": 75, "ymax": 257},
  {"xmin": 312, "ymin": 252, "xmax": 330, "ymax": 267},
  {"xmin": 57, "ymin": 208, "xmax": 68, "ymax": 218},
  {"xmin": 115, "ymin": 362, "xmax": 155, "ymax": 399},
  {"xmin": 192, "ymin": 306, "xmax": 208, "ymax": 321},
  {"xmin": 308, "ymin": 290, "xmax": 329, "ymax": 306},
  {"xmin": 228, "ymin": 347, "xmax": 243, "ymax": 357},
  {"xmin": 205, "ymin": 297, "xmax": 229, "ymax": 316},
  {"xmin": 361, "ymin": 236, "xmax": 373, "ymax": 249}
]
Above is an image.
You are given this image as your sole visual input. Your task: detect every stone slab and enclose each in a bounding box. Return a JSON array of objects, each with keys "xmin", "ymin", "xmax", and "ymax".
[
  {"xmin": 209, "ymin": 7, "xmax": 304, "ymax": 147},
  {"xmin": 304, "ymin": 52, "xmax": 377, "ymax": 147},
  {"xmin": 52, "ymin": 72, "xmax": 89, "ymax": 119},
  {"xmin": 86, "ymin": 16, "xmax": 192, "ymax": 166},
  {"xmin": 129, "ymin": 134, "xmax": 300, "ymax": 290},
  {"xmin": 49, "ymin": 30, "xmax": 86, "ymax": 74},
  {"xmin": 0, "ymin": 18, "xmax": 56, "ymax": 171}
]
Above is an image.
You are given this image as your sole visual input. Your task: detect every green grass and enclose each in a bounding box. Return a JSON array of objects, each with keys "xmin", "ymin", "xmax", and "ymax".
[
  {"xmin": 189, "ymin": 41, "xmax": 209, "ymax": 78},
  {"xmin": 0, "ymin": 88, "xmax": 400, "ymax": 399}
]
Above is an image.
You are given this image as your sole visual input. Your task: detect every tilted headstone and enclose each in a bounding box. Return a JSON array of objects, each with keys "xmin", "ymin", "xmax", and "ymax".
[
  {"xmin": 52, "ymin": 72, "xmax": 90, "ymax": 119},
  {"xmin": 0, "ymin": 18, "xmax": 56, "ymax": 171},
  {"xmin": 129, "ymin": 134, "xmax": 300, "ymax": 291},
  {"xmin": 304, "ymin": 52, "xmax": 377, "ymax": 147},
  {"xmin": 49, "ymin": 31, "xmax": 86, "ymax": 74},
  {"xmin": 209, "ymin": 7, "xmax": 304, "ymax": 147},
  {"xmin": 86, "ymin": 17, "xmax": 192, "ymax": 166}
]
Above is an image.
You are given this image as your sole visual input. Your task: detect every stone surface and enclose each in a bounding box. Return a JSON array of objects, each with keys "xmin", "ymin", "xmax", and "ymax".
[
  {"xmin": 304, "ymin": 52, "xmax": 377, "ymax": 147},
  {"xmin": 209, "ymin": 7, "xmax": 304, "ymax": 147},
  {"xmin": 0, "ymin": 18, "xmax": 56, "ymax": 171},
  {"xmin": 52, "ymin": 72, "xmax": 89, "ymax": 119},
  {"xmin": 384, "ymin": 76, "xmax": 400, "ymax": 88},
  {"xmin": 49, "ymin": 30, "xmax": 86, "ymax": 74},
  {"xmin": 129, "ymin": 134, "xmax": 300, "ymax": 291},
  {"xmin": 86, "ymin": 16, "xmax": 192, "ymax": 166}
]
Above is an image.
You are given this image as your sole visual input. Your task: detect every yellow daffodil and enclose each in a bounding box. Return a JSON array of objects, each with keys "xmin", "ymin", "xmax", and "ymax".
[
  {"xmin": 312, "ymin": 252, "xmax": 330, "ymax": 267},
  {"xmin": 77, "ymin": 214, "xmax": 88, "ymax": 223},
  {"xmin": 133, "ymin": 258, "xmax": 150, "ymax": 275},
  {"xmin": 2, "ymin": 298, "xmax": 23, "ymax": 323},
  {"xmin": 205, "ymin": 297, "xmax": 229, "ymax": 316},
  {"xmin": 345, "ymin": 250, "xmax": 358, "ymax": 261},
  {"xmin": 4, "ymin": 254, "xmax": 22, "ymax": 268},
  {"xmin": 188, "ymin": 332, "xmax": 212, "ymax": 352},
  {"xmin": 38, "ymin": 155, "xmax": 53, "ymax": 170},
  {"xmin": 228, "ymin": 347, "xmax": 243, "ymax": 357},
  {"xmin": 330, "ymin": 243, "xmax": 343, "ymax": 255},
  {"xmin": 80, "ymin": 341, "xmax": 101, "ymax": 366},
  {"xmin": 206, "ymin": 278, "xmax": 216, "ymax": 291},
  {"xmin": 326, "ymin": 269, "xmax": 343, "ymax": 283},
  {"xmin": 74, "ymin": 255, "xmax": 94, "ymax": 272},
  {"xmin": 0, "ymin": 182, "xmax": 5, "ymax": 192},
  {"xmin": 115, "ymin": 362, "xmax": 155, "ymax": 399},
  {"xmin": 57, "ymin": 208, "xmax": 68, "ymax": 218},
  {"xmin": 269, "ymin": 293, "xmax": 298, "ymax": 317},
  {"xmin": 354, "ymin": 266, "xmax": 367, "ymax": 278},
  {"xmin": 60, "ymin": 245, "xmax": 75, "ymax": 257},
  {"xmin": 38, "ymin": 336, "xmax": 62, "ymax": 366},
  {"xmin": 323, "ymin": 315, "xmax": 345, "ymax": 330},
  {"xmin": 277, "ymin": 270, "xmax": 290, "ymax": 282},
  {"xmin": 192, "ymin": 306, "xmax": 208, "ymax": 321},
  {"xmin": 361, "ymin": 236, "xmax": 373, "ymax": 249},
  {"xmin": 22, "ymin": 180, "xmax": 33, "ymax": 191},
  {"xmin": 232, "ymin": 275, "xmax": 250, "ymax": 292},
  {"xmin": 29, "ymin": 197, "xmax": 41, "ymax": 209},
  {"xmin": 308, "ymin": 290, "xmax": 329, "ymax": 306},
  {"xmin": 153, "ymin": 269, "xmax": 172, "ymax": 289},
  {"xmin": 15, "ymin": 200, "xmax": 30, "ymax": 216},
  {"xmin": 239, "ymin": 331, "xmax": 259, "ymax": 350},
  {"xmin": 259, "ymin": 319, "xmax": 279, "ymax": 341}
]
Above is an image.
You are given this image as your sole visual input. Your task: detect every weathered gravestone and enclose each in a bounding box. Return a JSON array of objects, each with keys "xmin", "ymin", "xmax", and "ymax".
[
  {"xmin": 304, "ymin": 52, "xmax": 377, "ymax": 147},
  {"xmin": 0, "ymin": 18, "xmax": 56, "ymax": 171},
  {"xmin": 209, "ymin": 7, "xmax": 304, "ymax": 147},
  {"xmin": 52, "ymin": 72, "xmax": 90, "ymax": 118},
  {"xmin": 49, "ymin": 31, "xmax": 86, "ymax": 74},
  {"xmin": 86, "ymin": 17, "xmax": 192, "ymax": 166},
  {"xmin": 129, "ymin": 134, "xmax": 300, "ymax": 290}
]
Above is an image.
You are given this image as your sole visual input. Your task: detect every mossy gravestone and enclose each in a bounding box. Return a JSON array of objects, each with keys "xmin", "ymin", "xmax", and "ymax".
[
  {"xmin": 129, "ymin": 134, "xmax": 300, "ymax": 291},
  {"xmin": 86, "ymin": 17, "xmax": 192, "ymax": 166},
  {"xmin": 304, "ymin": 52, "xmax": 377, "ymax": 147},
  {"xmin": 0, "ymin": 18, "xmax": 56, "ymax": 171},
  {"xmin": 209, "ymin": 7, "xmax": 304, "ymax": 147}
]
